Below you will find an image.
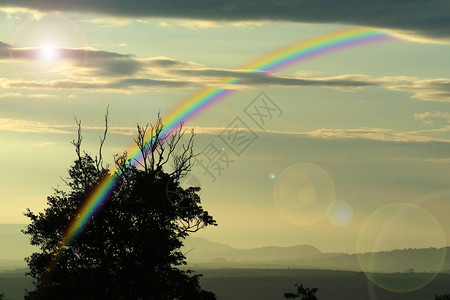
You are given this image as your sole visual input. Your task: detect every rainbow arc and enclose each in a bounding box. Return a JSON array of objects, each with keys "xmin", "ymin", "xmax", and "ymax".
[{"xmin": 51, "ymin": 27, "xmax": 395, "ymax": 270}]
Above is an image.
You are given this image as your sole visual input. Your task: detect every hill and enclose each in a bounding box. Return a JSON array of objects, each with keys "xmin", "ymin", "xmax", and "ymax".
[
  {"xmin": 1, "ymin": 224, "xmax": 448, "ymax": 273},
  {"xmin": 183, "ymin": 237, "xmax": 449, "ymax": 273},
  {"xmin": 184, "ymin": 237, "xmax": 320, "ymax": 264}
]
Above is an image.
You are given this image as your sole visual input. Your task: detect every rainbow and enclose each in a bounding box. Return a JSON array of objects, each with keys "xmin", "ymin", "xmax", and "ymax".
[{"xmin": 53, "ymin": 27, "xmax": 395, "ymax": 265}]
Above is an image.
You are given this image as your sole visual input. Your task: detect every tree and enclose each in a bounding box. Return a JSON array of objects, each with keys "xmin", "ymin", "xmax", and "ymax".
[
  {"xmin": 284, "ymin": 283, "xmax": 318, "ymax": 300},
  {"xmin": 0, "ymin": 293, "xmax": 5, "ymax": 300},
  {"xmin": 284, "ymin": 292, "xmax": 299, "ymax": 299},
  {"xmin": 436, "ymin": 294, "xmax": 450, "ymax": 300},
  {"xmin": 23, "ymin": 113, "xmax": 217, "ymax": 300}
]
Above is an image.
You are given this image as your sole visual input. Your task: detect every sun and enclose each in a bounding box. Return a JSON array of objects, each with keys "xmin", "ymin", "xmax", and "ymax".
[{"xmin": 40, "ymin": 45, "xmax": 58, "ymax": 61}]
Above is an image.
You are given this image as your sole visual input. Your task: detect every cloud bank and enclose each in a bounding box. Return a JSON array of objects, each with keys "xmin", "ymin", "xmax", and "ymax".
[
  {"xmin": 1, "ymin": 0, "xmax": 450, "ymax": 39},
  {"xmin": 389, "ymin": 79, "xmax": 450, "ymax": 102},
  {"xmin": 3, "ymin": 116, "xmax": 450, "ymax": 144},
  {"xmin": 0, "ymin": 42, "xmax": 385, "ymax": 92},
  {"xmin": 2, "ymin": 42, "xmax": 450, "ymax": 102}
]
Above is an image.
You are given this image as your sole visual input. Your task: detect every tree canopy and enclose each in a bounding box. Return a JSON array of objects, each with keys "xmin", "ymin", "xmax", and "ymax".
[
  {"xmin": 23, "ymin": 113, "xmax": 217, "ymax": 300},
  {"xmin": 284, "ymin": 283, "xmax": 318, "ymax": 300}
]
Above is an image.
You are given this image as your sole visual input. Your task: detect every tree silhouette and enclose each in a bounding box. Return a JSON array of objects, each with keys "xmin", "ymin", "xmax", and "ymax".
[
  {"xmin": 284, "ymin": 292, "xmax": 299, "ymax": 299},
  {"xmin": 0, "ymin": 293, "xmax": 5, "ymax": 300},
  {"xmin": 23, "ymin": 113, "xmax": 217, "ymax": 300},
  {"xmin": 436, "ymin": 294, "xmax": 450, "ymax": 300},
  {"xmin": 284, "ymin": 283, "xmax": 318, "ymax": 300}
]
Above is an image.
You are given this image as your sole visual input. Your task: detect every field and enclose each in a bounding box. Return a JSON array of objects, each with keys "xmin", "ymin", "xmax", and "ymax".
[
  {"xmin": 0, "ymin": 272, "xmax": 32, "ymax": 300},
  {"xmin": 1, "ymin": 268, "xmax": 449, "ymax": 300},
  {"xmin": 197, "ymin": 269, "xmax": 450, "ymax": 300}
]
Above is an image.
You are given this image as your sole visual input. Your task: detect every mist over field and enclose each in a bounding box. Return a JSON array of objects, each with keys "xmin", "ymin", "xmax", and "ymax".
[{"xmin": 1, "ymin": 225, "xmax": 450, "ymax": 299}]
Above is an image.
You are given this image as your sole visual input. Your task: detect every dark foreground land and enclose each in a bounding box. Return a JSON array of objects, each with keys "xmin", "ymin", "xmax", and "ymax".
[
  {"xmin": 1, "ymin": 268, "xmax": 449, "ymax": 300},
  {"xmin": 197, "ymin": 269, "xmax": 450, "ymax": 300},
  {"xmin": 0, "ymin": 270, "xmax": 33, "ymax": 300}
]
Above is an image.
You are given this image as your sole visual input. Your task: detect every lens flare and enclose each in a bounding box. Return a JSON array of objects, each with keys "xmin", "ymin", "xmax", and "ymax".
[
  {"xmin": 356, "ymin": 203, "xmax": 446, "ymax": 293},
  {"xmin": 415, "ymin": 190, "xmax": 450, "ymax": 243},
  {"xmin": 326, "ymin": 200, "xmax": 353, "ymax": 227},
  {"xmin": 273, "ymin": 163, "xmax": 336, "ymax": 226}
]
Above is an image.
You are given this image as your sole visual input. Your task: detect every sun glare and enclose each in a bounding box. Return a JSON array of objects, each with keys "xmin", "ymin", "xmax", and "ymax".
[{"xmin": 41, "ymin": 45, "xmax": 58, "ymax": 60}]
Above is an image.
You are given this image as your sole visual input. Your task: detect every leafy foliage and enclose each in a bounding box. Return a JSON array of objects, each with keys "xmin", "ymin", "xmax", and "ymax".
[
  {"xmin": 284, "ymin": 282, "xmax": 319, "ymax": 300},
  {"xmin": 23, "ymin": 114, "xmax": 217, "ymax": 300}
]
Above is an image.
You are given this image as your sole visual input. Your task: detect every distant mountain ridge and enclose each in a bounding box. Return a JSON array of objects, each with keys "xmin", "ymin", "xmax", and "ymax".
[
  {"xmin": 1, "ymin": 224, "xmax": 448, "ymax": 273},
  {"xmin": 184, "ymin": 237, "xmax": 321, "ymax": 263},
  {"xmin": 183, "ymin": 237, "xmax": 450, "ymax": 273}
]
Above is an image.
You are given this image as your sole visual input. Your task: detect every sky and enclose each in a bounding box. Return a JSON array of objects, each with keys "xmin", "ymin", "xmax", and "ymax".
[{"xmin": 0, "ymin": 0, "xmax": 450, "ymax": 254}]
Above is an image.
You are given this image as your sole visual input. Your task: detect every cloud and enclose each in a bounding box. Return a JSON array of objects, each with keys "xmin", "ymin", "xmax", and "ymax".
[
  {"xmin": 0, "ymin": 42, "xmax": 386, "ymax": 92},
  {"xmin": 3, "ymin": 114, "xmax": 445, "ymax": 143},
  {"xmin": 414, "ymin": 111, "xmax": 450, "ymax": 124},
  {"xmin": 0, "ymin": 92, "xmax": 57, "ymax": 99},
  {"xmin": 0, "ymin": 117, "xmax": 136, "ymax": 135},
  {"xmin": 424, "ymin": 158, "xmax": 450, "ymax": 164},
  {"xmin": 0, "ymin": 73, "xmax": 383, "ymax": 94},
  {"xmin": 0, "ymin": 78, "xmax": 196, "ymax": 91},
  {"xmin": 1, "ymin": 1, "xmax": 450, "ymax": 39},
  {"xmin": 409, "ymin": 126, "xmax": 450, "ymax": 136},
  {"xmin": 2, "ymin": 41, "xmax": 449, "ymax": 98},
  {"xmin": 0, "ymin": 42, "xmax": 198, "ymax": 78},
  {"xmin": 0, "ymin": 41, "xmax": 11, "ymax": 58},
  {"xmin": 0, "ymin": 6, "xmax": 43, "ymax": 19},
  {"xmin": 171, "ymin": 69, "xmax": 381, "ymax": 88},
  {"xmin": 388, "ymin": 79, "xmax": 450, "ymax": 102},
  {"xmin": 193, "ymin": 126, "xmax": 450, "ymax": 143},
  {"xmin": 157, "ymin": 19, "xmax": 266, "ymax": 29},
  {"xmin": 141, "ymin": 57, "xmax": 201, "ymax": 69},
  {"xmin": 410, "ymin": 112, "xmax": 450, "ymax": 138},
  {"xmin": 83, "ymin": 17, "xmax": 132, "ymax": 27},
  {"xmin": 0, "ymin": 92, "xmax": 21, "ymax": 98},
  {"xmin": 0, "ymin": 118, "xmax": 72, "ymax": 134},
  {"xmin": 304, "ymin": 127, "xmax": 449, "ymax": 143},
  {"xmin": 4, "ymin": 48, "xmax": 128, "ymax": 62},
  {"xmin": 1, "ymin": 43, "xmax": 139, "ymax": 76}
]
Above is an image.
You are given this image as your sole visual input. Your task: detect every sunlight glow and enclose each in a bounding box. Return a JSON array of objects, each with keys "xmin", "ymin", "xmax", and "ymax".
[{"xmin": 40, "ymin": 46, "xmax": 58, "ymax": 61}]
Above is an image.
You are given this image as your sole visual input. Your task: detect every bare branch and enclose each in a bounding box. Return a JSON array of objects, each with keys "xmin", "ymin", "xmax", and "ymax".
[
  {"xmin": 176, "ymin": 216, "xmax": 206, "ymax": 237},
  {"xmin": 134, "ymin": 124, "xmax": 150, "ymax": 171},
  {"xmin": 182, "ymin": 247, "xmax": 195, "ymax": 256},
  {"xmin": 131, "ymin": 115, "xmax": 198, "ymax": 181},
  {"xmin": 71, "ymin": 117, "xmax": 83, "ymax": 162},
  {"xmin": 59, "ymin": 176, "xmax": 70, "ymax": 187},
  {"xmin": 95, "ymin": 105, "xmax": 109, "ymax": 172},
  {"xmin": 170, "ymin": 126, "xmax": 197, "ymax": 180},
  {"xmin": 70, "ymin": 117, "xmax": 89, "ymax": 191}
]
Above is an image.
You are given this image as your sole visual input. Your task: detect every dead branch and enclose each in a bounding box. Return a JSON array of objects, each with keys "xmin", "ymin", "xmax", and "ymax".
[{"xmin": 95, "ymin": 105, "xmax": 109, "ymax": 171}]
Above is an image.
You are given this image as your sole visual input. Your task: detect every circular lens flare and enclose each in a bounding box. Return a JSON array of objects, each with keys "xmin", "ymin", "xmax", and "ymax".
[
  {"xmin": 356, "ymin": 203, "xmax": 446, "ymax": 293},
  {"xmin": 327, "ymin": 200, "xmax": 353, "ymax": 227},
  {"xmin": 273, "ymin": 163, "xmax": 336, "ymax": 226}
]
